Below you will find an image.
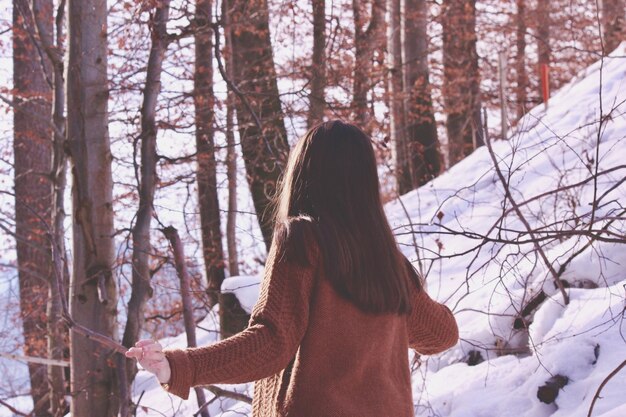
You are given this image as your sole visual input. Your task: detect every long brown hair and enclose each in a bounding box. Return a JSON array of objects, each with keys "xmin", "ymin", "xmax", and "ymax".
[{"xmin": 272, "ymin": 120, "xmax": 418, "ymax": 314}]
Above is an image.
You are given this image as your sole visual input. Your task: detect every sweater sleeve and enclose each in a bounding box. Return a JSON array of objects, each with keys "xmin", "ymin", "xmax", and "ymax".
[
  {"xmin": 406, "ymin": 265, "xmax": 459, "ymax": 355},
  {"xmin": 162, "ymin": 221, "xmax": 319, "ymax": 400}
]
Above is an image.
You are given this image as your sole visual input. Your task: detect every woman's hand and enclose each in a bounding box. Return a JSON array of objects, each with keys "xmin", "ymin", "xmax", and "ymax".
[{"xmin": 125, "ymin": 339, "xmax": 171, "ymax": 384}]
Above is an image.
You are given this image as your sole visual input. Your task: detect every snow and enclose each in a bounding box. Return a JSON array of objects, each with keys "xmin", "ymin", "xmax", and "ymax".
[
  {"xmin": 119, "ymin": 44, "xmax": 626, "ymax": 416},
  {"xmin": 221, "ymin": 275, "xmax": 262, "ymax": 314}
]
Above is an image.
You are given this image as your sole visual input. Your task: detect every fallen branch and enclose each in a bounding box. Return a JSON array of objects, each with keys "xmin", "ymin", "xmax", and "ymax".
[
  {"xmin": 0, "ymin": 352, "xmax": 69, "ymax": 367},
  {"xmin": 199, "ymin": 385, "xmax": 252, "ymax": 404},
  {"xmin": 0, "ymin": 398, "xmax": 28, "ymax": 416}
]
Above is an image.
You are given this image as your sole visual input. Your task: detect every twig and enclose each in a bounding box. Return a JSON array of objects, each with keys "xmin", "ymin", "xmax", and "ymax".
[
  {"xmin": 193, "ymin": 395, "xmax": 218, "ymax": 417},
  {"xmin": 0, "ymin": 398, "xmax": 28, "ymax": 416},
  {"xmin": 483, "ymin": 110, "xmax": 569, "ymax": 305},
  {"xmin": 587, "ymin": 359, "xmax": 626, "ymax": 417},
  {"xmin": 199, "ymin": 385, "xmax": 252, "ymax": 404},
  {"xmin": 0, "ymin": 352, "xmax": 69, "ymax": 367}
]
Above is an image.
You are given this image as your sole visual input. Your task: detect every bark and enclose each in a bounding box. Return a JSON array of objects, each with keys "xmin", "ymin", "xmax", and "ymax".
[
  {"xmin": 308, "ymin": 0, "xmax": 326, "ymax": 127},
  {"xmin": 223, "ymin": 0, "xmax": 240, "ymax": 277},
  {"xmin": 220, "ymin": 0, "xmax": 247, "ymax": 338},
  {"xmin": 219, "ymin": 293, "xmax": 250, "ymax": 339},
  {"xmin": 536, "ymin": 0, "xmax": 550, "ymax": 99},
  {"xmin": 226, "ymin": 101, "xmax": 239, "ymax": 276},
  {"xmin": 12, "ymin": 1, "xmax": 53, "ymax": 415},
  {"xmin": 31, "ymin": 0, "xmax": 70, "ymax": 414},
  {"xmin": 388, "ymin": 0, "xmax": 409, "ymax": 193},
  {"xmin": 227, "ymin": 0, "xmax": 290, "ymax": 249},
  {"xmin": 442, "ymin": 0, "xmax": 483, "ymax": 166},
  {"xmin": 161, "ymin": 227, "xmax": 210, "ymax": 417},
  {"xmin": 601, "ymin": 0, "xmax": 625, "ymax": 54},
  {"xmin": 66, "ymin": 0, "xmax": 120, "ymax": 414},
  {"xmin": 403, "ymin": 0, "xmax": 441, "ymax": 188},
  {"xmin": 515, "ymin": 0, "xmax": 528, "ymax": 119},
  {"xmin": 120, "ymin": 1, "xmax": 170, "ymax": 414},
  {"xmin": 351, "ymin": 0, "xmax": 385, "ymax": 129},
  {"xmin": 195, "ymin": 0, "xmax": 225, "ymax": 308}
]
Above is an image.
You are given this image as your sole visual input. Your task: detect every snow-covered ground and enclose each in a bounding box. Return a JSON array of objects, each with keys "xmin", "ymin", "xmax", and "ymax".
[{"xmin": 120, "ymin": 45, "xmax": 626, "ymax": 417}]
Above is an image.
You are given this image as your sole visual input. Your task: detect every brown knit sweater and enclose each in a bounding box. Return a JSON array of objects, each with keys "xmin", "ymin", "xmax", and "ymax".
[{"xmin": 162, "ymin": 222, "xmax": 459, "ymax": 416}]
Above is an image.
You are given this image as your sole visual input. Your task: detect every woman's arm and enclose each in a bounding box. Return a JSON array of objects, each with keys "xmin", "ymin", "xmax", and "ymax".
[
  {"xmin": 162, "ymin": 220, "xmax": 319, "ymax": 400},
  {"xmin": 405, "ymin": 261, "xmax": 459, "ymax": 355}
]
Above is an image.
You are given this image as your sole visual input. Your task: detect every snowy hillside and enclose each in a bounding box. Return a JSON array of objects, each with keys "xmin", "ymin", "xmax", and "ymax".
[
  {"xmin": 119, "ymin": 45, "xmax": 626, "ymax": 417},
  {"xmin": 390, "ymin": 43, "xmax": 626, "ymax": 417}
]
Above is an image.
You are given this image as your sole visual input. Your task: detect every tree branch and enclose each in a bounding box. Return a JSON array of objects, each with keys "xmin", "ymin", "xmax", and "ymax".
[{"xmin": 483, "ymin": 110, "xmax": 569, "ymax": 304}]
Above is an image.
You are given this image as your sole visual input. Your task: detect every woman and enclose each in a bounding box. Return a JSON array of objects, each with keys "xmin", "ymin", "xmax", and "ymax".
[{"xmin": 126, "ymin": 120, "xmax": 459, "ymax": 416}]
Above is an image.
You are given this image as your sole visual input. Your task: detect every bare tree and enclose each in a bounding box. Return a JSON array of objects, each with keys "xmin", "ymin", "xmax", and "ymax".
[
  {"xmin": 227, "ymin": 0, "xmax": 290, "ymax": 249},
  {"xmin": 12, "ymin": 1, "xmax": 53, "ymax": 415},
  {"xmin": 31, "ymin": 0, "xmax": 70, "ymax": 413},
  {"xmin": 161, "ymin": 227, "xmax": 210, "ymax": 417},
  {"xmin": 442, "ymin": 0, "xmax": 483, "ymax": 166},
  {"xmin": 388, "ymin": 0, "xmax": 409, "ymax": 193},
  {"xmin": 352, "ymin": 0, "xmax": 385, "ymax": 129},
  {"xmin": 515, "ymin": 0, "xmax": 528, "ymax": 119},
  {"xmin": 120, "ymin": 2, "xmax": 171, "ymax": 414},
  {"xmin": 403, "ymin": 0, "xmax": 441, "ymax": 188},
  {"xmin": 195, "ymin": 0, "xmax": 225, "ymax": 307},
  {"xmin": 536, "ymin": 0, "xmax": 550, "ymax": 100},
  {"xmin": 308, "ymin": 0, "xmax": 327, "ymax": 127},
  {"xmin": 600, "ymin": 0, "xmax": 625, "ymax": 54},
  {"xmin": 66, "ymin": 0, "xmax": 120, "ymax": 414},
  {"xmin": 223, "ymin": 0, "xmax": 239, "ymax": 277}
]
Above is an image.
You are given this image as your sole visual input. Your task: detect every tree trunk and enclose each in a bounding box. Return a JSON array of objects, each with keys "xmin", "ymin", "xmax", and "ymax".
[
  {"xmin": 308, "ymin": 0, "xmax": 326, "ymax": 127},
  {"xmin": 601, "ymin": 0, "xmax": 625, "ymax": 54},
  {"xmin": 161, "ymin": 227, "xmax": 210, "ymax": 417},
  {"xmin": 220, "ymin": 0, "xmax": 248, "ymax": 338},
  {"xmin": 351, "ymin": 0, "xmax": 385, "ymax": 129},
  {"xmin": 12, "ymin": 2, "xmax": 53, "ymax": 415},
  {"xmin": 120, "ymin": 2, "xmax": 170, "ymax": 414},
  {"xmin": 442, "ymin": 0, "xmax": 483, "ymax": 166},
  {"xmin": 226, "ymin": 99, "xmax": 239, "ymax": 276},
  {"xmin": 195, "ymin": 0, "xmax": 225, "ymax": 308},
  {"xmin": 403, "ymin": 0, "xmax": 441, "ymax": 188},
  {"xmin": 66, "ymin": 0, "xmax": 120, "ymax": 414},
  {"xmin": 515, "ymin": 0, "xmax": 527, "ymax": 119},
  {"xmin": 31, "ymin": 0, "xmax": 70, "ymax": 413},
  {"xmin": 388, "ymin": 0, "xmax": 409, "ymax": 194},
  {"xmin": 228, "ymin": 0, "xmax": 290, "ymax": 250},
  {"xmin": 536, "ymin": 0, "xmax": 550, "ymax": 100},
  {"xmin": 223, "ymin": 0, "xmax": 240, "ymax": 278}
]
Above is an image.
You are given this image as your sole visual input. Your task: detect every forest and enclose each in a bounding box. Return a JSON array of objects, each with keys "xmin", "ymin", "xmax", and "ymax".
[{"xmin": 1, "ymin": 0, "xmax": 625, "ymax": 416}]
